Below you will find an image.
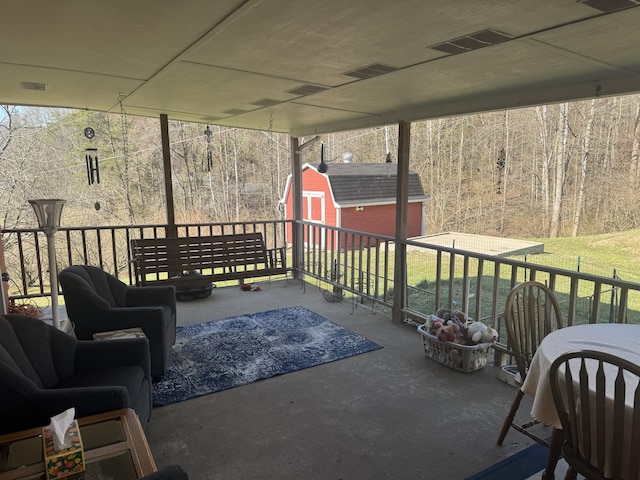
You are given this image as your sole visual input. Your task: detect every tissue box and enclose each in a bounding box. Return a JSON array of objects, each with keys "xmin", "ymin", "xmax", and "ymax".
[{"xmin": 42, "ymin": 420, "xmax": 85, "ymax": 479}]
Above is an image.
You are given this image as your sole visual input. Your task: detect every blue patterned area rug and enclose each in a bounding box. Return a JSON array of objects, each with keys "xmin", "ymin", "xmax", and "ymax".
[
  {"xmin": 464, "ymin": 443, "xmax": 548, "ymax": 480},
  {"xmin": 153, "ymin": 306, "xmax": 382, "ymax": 406}
]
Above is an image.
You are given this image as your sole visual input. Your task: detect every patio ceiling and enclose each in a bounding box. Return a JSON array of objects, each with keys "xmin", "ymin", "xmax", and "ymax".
[{"xmin": 2, "ymin": 0, "xmax": 639, "ymax": 137}]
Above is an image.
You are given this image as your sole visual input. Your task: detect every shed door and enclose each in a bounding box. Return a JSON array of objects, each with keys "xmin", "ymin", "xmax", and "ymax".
[
  {"xmin": 303, "ymin": 192, "xmax": 325, "ymax": 247},
  {"xmin": 303, "ymin": 192, "xmax": 325, "ymax": 223}
]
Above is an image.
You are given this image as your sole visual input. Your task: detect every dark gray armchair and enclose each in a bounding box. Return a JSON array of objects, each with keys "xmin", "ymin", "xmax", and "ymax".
[
  {"xmin": 59, "ymin": 265, "xmax": 177, "ymax": 381},
  {"xmin": 0, "ymin": 313, "xmax": 152, "ymax": 435}
]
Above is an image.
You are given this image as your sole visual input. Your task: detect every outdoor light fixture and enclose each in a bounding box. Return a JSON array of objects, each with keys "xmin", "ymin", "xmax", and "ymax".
[
  {"xmin": 318, "ymin": 143, "xmax": 328, "ymax": 173},
  {"xmin": 29, "ymin": 199, "xmax": 65, "ymax": 232},
  {"xmin": 29, "ymin": 199, "xmax": 66, "ymax": 329},
  {"xmin": 317, "ymin": 146, "xmax": 352, "ymax": 173}
]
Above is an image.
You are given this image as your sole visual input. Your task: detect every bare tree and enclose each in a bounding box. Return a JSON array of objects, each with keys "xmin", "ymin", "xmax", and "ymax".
[
  {"xmin": 535, "ymin": 105, "xmax": 553, "ymax": 226},
  {"xmin": 572, "ymin": 99, "xmax": 596, "ymax": 237},
  {"xmin": 630, "ymin": 101, "xmax": 640, "ymax": 180},
  {"xmin": 499, "ymin": 111, "xmax": 509, "ymax": 235},
  {"xmin": 5, "ymin": 94, "xmax": 640, "ymax": 246},
  {"xmin": 550, "ymin": 103, "xmax": 570, "ymax": 237}
]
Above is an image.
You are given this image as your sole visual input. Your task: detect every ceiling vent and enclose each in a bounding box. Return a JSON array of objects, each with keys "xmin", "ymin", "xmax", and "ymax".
[
  {"xmin": 250, "ymin": 98, "xmax": 281, "ymax": 107},
  {"xmin": 578, "ymin": 0, "xmax": 638, "ymax": 12},
  {"xmin": 429, "ymin": 29, "xmax": 512, "ymax": 55},
  {"xmin": 343, "ymin": 63, "xmax": 398, "ymax": 80},
  {"xmin": 20, "ymin": 81, "xmax": 47, "ymax": 91},
  {"xmin": 287, "ymin": 84, "xmax": 330, "ymax": 96}
]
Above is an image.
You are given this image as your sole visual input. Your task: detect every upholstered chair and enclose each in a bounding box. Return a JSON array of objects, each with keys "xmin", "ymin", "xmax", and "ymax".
[
  {"xmin": 0, "ymin": 313, "xmax": 152, "ymax": 435},
  {"xmin": 59, "ymin": 264, "xmax": 176, "ymax": 381}
]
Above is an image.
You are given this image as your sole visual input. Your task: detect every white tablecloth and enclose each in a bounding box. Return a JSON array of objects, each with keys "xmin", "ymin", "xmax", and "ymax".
[{"xmin": 521, "ymin": 323, "xmax": 640, "ymax": 429}]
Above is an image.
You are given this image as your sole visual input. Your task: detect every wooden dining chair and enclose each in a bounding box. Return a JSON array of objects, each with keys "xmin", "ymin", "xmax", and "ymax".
[
  {"xmin": 549, "ymin": 350, "xmax": 640, "ymax": 480},
  {"xmin": 497, "ymin": 281, "xmax": 563, "ymax": 446}
]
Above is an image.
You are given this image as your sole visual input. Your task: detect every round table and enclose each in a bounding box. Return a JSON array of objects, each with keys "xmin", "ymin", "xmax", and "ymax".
[
  {"xmin": 521, "ymin": 323, "xmax": 640, "ymax": 479},
  {"xmin": 521, "ymin": 323, "xmax": 640, "ymax": 429}
]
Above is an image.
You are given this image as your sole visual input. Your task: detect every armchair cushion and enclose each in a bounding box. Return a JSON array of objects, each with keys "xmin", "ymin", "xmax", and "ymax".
[
  {"xmin": 0, "ymin": 314, "xmax": 152, "ymax": 435},
  {"xmin": 59, "ymin": 264, "xmax": 176, "ymax": 380}
]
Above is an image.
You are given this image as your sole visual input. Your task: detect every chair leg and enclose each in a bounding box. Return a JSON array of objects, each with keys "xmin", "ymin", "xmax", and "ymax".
[
  {"xmin": 541, "ymin": 428, "xmax": 564, "ymax": 480},
  {"xmin": 497, "ymin": 389, "xmax": 525, "ymax": 445}
]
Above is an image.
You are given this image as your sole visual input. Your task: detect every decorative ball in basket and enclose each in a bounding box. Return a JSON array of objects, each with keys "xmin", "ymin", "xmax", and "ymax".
[{"xmin": 417, "ymin": 308, "xmax": 498, "ymax": 373}]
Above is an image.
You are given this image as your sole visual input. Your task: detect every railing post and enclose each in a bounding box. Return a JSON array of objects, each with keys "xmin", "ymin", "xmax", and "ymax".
[{"xmin": 393, "ymin": 121, "xmax": 411, "ymax": 323}]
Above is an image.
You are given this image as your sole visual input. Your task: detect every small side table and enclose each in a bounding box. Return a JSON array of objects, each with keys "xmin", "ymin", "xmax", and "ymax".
[
  {"xmin": 0, "ymin": 408, "xmax": 156, "ymax": 479},
  {"xmin": 93, "ymin": 327, "xmax": 146, "ymax": 341}
]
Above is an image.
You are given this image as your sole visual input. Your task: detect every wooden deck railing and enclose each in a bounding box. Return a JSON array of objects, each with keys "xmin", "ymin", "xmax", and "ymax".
[
  {"xmin": 3, "ymin": 220, "xmax": 639, "ymax": 344},
  {"xmin": 296, "ymin": 221, "xmax": 640, "ymax": 333},
  {"xmin": 2, "ymin": 220, "xmax": 289, "ymax": 300}
]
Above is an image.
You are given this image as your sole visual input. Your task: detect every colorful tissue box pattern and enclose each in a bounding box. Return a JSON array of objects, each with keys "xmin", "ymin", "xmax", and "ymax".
[{"xmin": 42, "ymin": 420, "xmax": 85, "ymax": 479}]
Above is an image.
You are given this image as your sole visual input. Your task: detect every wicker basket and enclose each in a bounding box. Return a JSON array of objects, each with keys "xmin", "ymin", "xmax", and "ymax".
[{"xmin": 417, "ymin": 325, "xmax": 491, "ymax": 373}]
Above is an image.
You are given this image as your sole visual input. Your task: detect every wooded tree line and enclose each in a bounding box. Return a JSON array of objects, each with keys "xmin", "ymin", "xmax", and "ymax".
[{"xmin": 2, "ymin": 93, "xmax": 640, "ymax": 239}]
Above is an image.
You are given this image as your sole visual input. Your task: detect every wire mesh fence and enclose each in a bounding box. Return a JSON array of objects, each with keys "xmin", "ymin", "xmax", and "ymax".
[{"xmin": 404, "ymin": 247, "xmax": 640, "ymax": 334}]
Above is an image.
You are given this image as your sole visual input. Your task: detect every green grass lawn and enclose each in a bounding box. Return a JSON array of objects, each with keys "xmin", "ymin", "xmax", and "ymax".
[
  {"xmin": 524, "ymin": 228, "xmax": 640, "ymax": 283},
  {"xmin": 402, "ymin": 229, "xmax": 640, "ymax": 325}
]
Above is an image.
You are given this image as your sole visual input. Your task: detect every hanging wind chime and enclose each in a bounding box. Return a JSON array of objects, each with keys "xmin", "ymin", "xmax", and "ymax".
[
  {"xmin": 205, "ymin": 125, "xmax": 212, "ymax": 172},
  {"xmin": 84, "ymin": 127, "xmax": 99, "ymax": 185},
  {"xmin": 83, "ymin": 126, "xmax": 102, "ymax": 210},
  {"xmin": 496, "ymin": 147, "xmax": 506, "ymax": 194}
]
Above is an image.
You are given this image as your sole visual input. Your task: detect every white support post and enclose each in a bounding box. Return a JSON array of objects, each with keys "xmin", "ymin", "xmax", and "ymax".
[{"xmin": 46, "ymin": 232, "xmax": 60, "ymax": 330}]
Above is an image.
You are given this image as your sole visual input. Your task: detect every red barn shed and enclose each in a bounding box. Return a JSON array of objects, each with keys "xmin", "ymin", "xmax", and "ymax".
[{"xmin": 280, "ymin": 163, "xmax": 428, "ymax": 245}]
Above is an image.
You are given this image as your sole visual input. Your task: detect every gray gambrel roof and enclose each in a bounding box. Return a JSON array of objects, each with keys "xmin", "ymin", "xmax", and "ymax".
[{"xmin": 322, "ymin": 163, "xmax": 427, "ymax": 206}]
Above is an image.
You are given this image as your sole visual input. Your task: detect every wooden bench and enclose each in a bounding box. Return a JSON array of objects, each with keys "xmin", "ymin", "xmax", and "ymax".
[{"xmin": 130, "ymin": 233, "xmax": 287, "ymax": 288}]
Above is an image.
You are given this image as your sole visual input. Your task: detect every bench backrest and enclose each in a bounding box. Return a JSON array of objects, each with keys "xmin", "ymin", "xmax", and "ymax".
[{"xmin": 131, "ymin": 233, "xmax": 272, "ymax": 280}]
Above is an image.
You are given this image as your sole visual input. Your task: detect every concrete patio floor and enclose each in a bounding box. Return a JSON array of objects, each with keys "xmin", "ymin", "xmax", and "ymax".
[{"xmin": 144, "ymin": 277, "xmax": 555, "ymax": 479}]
